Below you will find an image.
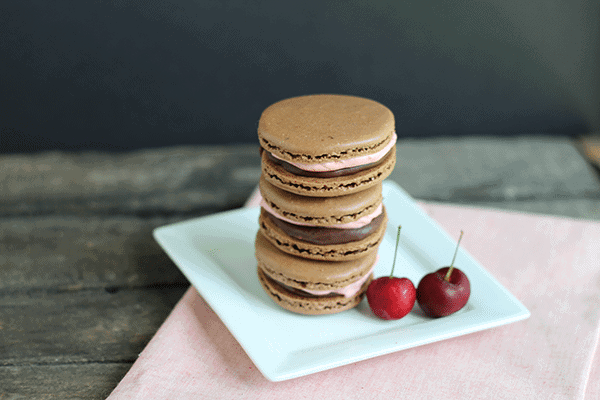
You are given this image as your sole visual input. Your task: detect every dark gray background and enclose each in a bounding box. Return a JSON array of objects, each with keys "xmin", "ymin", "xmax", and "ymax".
[{"xmin": 1, "ymin": 0, "xmax": 598, "ymax": 153}]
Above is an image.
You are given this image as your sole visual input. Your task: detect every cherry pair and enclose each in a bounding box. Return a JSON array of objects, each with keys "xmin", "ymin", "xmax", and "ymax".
[{"xmin": 366, "ymin": 227, "xmax": 470, "ymax": 320}]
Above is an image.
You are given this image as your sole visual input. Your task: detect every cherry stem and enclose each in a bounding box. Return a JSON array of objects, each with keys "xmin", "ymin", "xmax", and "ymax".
[
  {"xmin": 390, "ymin": 225, "xmax": 401, "ymax": 278},
  {"xmin": 444, "ymin": 230, "xmax": 464, "ymax": 282}
]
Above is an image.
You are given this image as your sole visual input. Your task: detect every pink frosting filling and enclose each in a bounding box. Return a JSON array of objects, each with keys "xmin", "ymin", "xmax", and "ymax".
[
  {"xmin": 260, "ymin": 200, "xmax": 383, "ymax": 229},
  {"xmin": 271, "ymin": 133, "xmax": 397, "ymax": 172},
  {"xmin": 301, "ymin": 261, "xmax": 377, "ymax": 298}
]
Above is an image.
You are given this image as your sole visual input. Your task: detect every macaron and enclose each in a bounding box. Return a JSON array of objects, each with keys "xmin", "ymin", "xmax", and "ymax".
[
  {"xmin": 255, "ymin": 231, "xmax": 376, "ymax": 315},
  {"xmin": 258, "ymin": 94, "xmax": 396, "ymax": 197},
  {"xmin": 258, "ymin": 176, "xmax": 387, "ymax": 260}
]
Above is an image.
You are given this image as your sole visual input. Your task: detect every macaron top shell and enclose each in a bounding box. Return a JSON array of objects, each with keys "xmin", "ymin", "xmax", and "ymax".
[
  {"xmin": 258, "ymin": 94, "xmax": 395, "ymax": 164},
  {"xmin": 255, "ymin": 232, "xmax": 377, "ymax": 290}
]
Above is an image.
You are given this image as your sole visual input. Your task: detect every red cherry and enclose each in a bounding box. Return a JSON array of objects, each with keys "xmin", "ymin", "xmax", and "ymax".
[
  {"xmin": 416, "ymin": 231, "xmax": 471, "ymax": 317},
  {"xmin": 366, "ymin": 226, "xmax": 416, "ymax": 320},
  {"xmin": 367, "ymin": 277, "xmax": 416, "ymax": 320},
  {"xmin": 416, "ymin": 267, "xmax": 470, "ymax": 317}
]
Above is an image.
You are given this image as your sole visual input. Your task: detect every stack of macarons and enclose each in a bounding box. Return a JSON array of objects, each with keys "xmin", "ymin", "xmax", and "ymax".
[{"xmin": 255, "ymin": 94, "xmax": 397, "ymax": 315}]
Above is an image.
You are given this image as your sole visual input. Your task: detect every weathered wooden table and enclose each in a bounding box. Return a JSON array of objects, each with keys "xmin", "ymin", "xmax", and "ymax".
[{"xmin": 1, "ymin": 136, "xmax": 599, "ymax": 398}]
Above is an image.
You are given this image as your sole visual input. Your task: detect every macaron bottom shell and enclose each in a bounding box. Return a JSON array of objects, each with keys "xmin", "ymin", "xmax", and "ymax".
[
  {"xmin": 261, "ymin": 145, "xmax": 396, "ymax": 198},
  {"xmin": 257, "ymin": 267, "xmax": 372, "ymax": 315}
]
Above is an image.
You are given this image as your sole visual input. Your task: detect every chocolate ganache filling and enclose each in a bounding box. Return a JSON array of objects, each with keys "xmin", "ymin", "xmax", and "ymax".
[
  {"xmin": 261, "ymin": 269, "xmax": 371, "ymax": 299},
  {"xmin": 265, "ymin": 210, "xmax": 385, "ymax": 245},
  {"xmin": 264, "ymin": 150, "xmax": 385, "ymax": 178},
  {"xmin": 274, "ymin": 280, "xmax": 340, "ymax": 298}
]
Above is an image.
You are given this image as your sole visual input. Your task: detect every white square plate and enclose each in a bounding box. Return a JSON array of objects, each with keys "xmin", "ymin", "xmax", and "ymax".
[{"xmin": 153, "ymin": 181, "xmax": 530, "ymax": 382}]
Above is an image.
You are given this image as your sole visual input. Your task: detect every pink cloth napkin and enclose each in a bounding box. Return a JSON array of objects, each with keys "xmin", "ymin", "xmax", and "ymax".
[{"xmin": 107, "ymin": 188, "xmax": 600, "ymax": 400}]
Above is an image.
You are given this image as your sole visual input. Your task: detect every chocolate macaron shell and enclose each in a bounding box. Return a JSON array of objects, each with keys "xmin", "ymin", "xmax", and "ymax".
[
  {"xmin": 258, "ymin": 94, "xmax": 395, "ymax": 164},
  {"xmin": 259, "ymin": 208, "xmax": 388, "ymax": 261},
  {"xmin": 261, "ymin": 144, "xmax": 396, "ymax": 197},
  {"xmin": 254, "ymin": 231, "xmax": 377, "ymax": 291},
  {"xmin": 257, "ymin": 267, "xmax": 372, "ymax": 315},
  {"xmin": 259, "ymin": 177, "xmax": 382, "ymax": 226}
]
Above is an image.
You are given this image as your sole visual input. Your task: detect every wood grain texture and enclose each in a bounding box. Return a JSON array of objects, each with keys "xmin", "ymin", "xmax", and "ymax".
[
  {"xmin": 0, "ymin": 145, "xmax": 261, "ymax": 217},
  {"xmin": 0, "ymin": 363, "xmax": 131, "ymax": 400},
  {"xmin": 391, "ymin": 136, "xmax": 600, "ymax": 203},
  {"xmin": 0, "ymin": 216, "xmax": 187, "ymax": 290},
  {"xmin": 0, "ymin": 286, "xmax": 188, "ymax": 366}
]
